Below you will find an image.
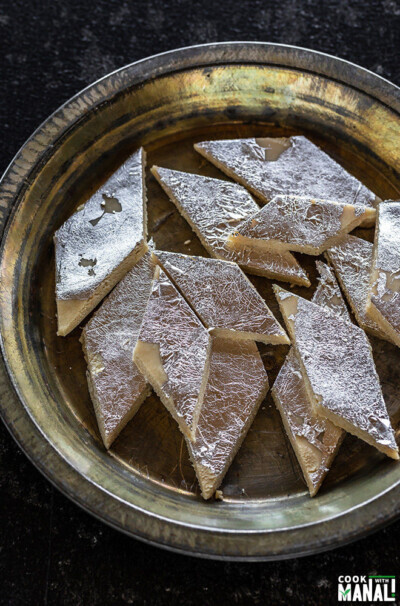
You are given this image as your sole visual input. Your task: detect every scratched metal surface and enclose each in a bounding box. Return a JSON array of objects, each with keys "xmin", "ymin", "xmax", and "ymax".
[{"xmin": 0, "ymin": 43, "xmax": 400, "ymax": 560}]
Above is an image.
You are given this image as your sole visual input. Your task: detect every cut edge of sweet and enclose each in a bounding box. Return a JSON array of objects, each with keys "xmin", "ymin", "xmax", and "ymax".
[
  {"xmin": 88, "ymin": 366, "xmax": 151, "ymax": 449},
  {"xmin": 324, "ymin": 249, "xmax": 394, "ymax": 343},
  {"xmin": 56, "ymin": 239, "xmax": 149, "ymax": 336},
  {"xmin": 283, "ymin": 316, "xmax": 398, "ymax": 460},
  {"xmin": 152, "ymin": 250, "xmax": 290, "ymax": 345},
  {"xmin": 133, "ymin": 339, "xmax": 209, "ymax": 442},
  {"xmin": 236, "ymin": 259, "xmax": 311, "ymax": 286},
  {"xmin": 271, "ymin": 263, "xmax": 347, "ymax": 496},
  {"xmin": 366, "ymin": 298, "xmax": 400, "ymax": 349},
  {"xmin": 57, "ymin": 150, "xmax": 149, "ymax": 336},
  {"xmin": 365, "ymin": 210, "xmax": 400, "ymax": 346},
  {"xmin": 294, "ymin": 341, "xmax": 391, "ymax": 458},
  {"xmin": 151, "ymin": 165, "xmax": 226, "ymax": 259},
  {"xmin": 188, "ymin": 368, "xmax": 269, "ymax": 499},
  {"xmin": 80, "ymin": 328, "xmax": 152, "ymax": 449},
  {"xmin": 273, "ymin": 285, "xmax": 399, "ymax": 461},
  {"xmin": 190, "ymin": 334, "xmax": 214, "ymax": 441},
  {"xmin": 133, "ymin": 339, "xmax": 194, "ymax": 441},
  {"xmin": 208, "ymin": 326, "xmax": 289, "ymax": 345},
  {"xmin": 271, "ymin": 381, "xmax": 344, "ymax": 497},
  {"xmin": 151, "ymin": 165, "xmax": 311, "ymax": 287},
  {"xmin": 235, "ymin": 264, "xmax": 290, "ymax": 343},
  {"xmin": 133, "ymin": 331, "xmax": 213, "ymax": 444},
  {"xmin": 194, "ymin": 140, "xmax": 377, "ymax": 228},
  {"xmin": 226, "ymin": 205, "xmax": 374, "ymax": 257},
  {"xmin": 313, "ymin": 398, "xmax": 399, "ymax": 460}
]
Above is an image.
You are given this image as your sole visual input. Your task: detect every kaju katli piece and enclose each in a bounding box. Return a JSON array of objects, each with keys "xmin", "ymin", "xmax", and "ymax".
[
  {"xmin": 271, "ymin": 262, "xmax": 348, "ymax": 496},
  {"xmin": 194, "ymin": 136, "xmax": 378, "ymax": 226},
  {"xmin": 151, "ymin": 166, "xmax": 310, "ymax": 286},
  {"xmin": 325, "ymin": 235, "xmax": 391, "ymax": 342},
  {"xmin": 310, "ymin": 261, "xmax": 351, "ymax": 322},
  {"xmin": 133, "ymin": 266, "xmax": 212, "ymax": 442},
  {"xmin": 153, "ymin": 250, "xmax": 289, "ymax": 345},
  {"xmin": 188, "ymin": 337, "xmax": 269, "ymax": 499},
  {"xmin": 55, "ymin": 148, "xmax": 148, "ymax": 336},
  {"xmin": 274, "ymin": 286, "xmax": 399, "ymax": 460},
  {"xmin": 366, "ymin": 201, "xmax": 400, "ymax": 348},
  {"xmin": 226, "ymin": 195, "xmax": 375, "ymax": 256},
  {"xmin": 80, "ymin": 252, "xmax": 154, "ymax": 449}
]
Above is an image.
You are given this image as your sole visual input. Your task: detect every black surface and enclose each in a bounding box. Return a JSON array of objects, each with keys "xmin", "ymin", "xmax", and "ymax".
[{"xmin": 1, "ymin": 1, "xmax": 400, "ymax": 605}]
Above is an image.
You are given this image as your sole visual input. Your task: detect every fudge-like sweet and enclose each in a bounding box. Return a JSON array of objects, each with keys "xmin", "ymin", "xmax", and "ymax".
[
  {"xmin": 312, "ymin": 261, "xmax": 351, "ymax": 323},
  {"xmin": 55, "ymin": 148, "xmax": 148, "ymax": 336},
  {"xmin": 194, "ymin": 136, "xmax": 378, "ymax": 226},
  {"xmin": 151, "ymin": 166, "xmax": 310, "ymax": 286},
  {"xmin": 226, "ymin": 195, "xmax": 375, "ymax": 256},
  {"xmin": 133, "ymin": 266, "xmax": 211, "ymax": 441},
  {"xmin": 154, "ymin": 251, "xmax": 289, "ymax": 345},
  {"xmin": 326, "ymin": 235, "xmax": 391, "ymax": 341},
  {"xmin": 366, "ymin": 201, "xmax": 400, "ymax": 347},
  {"xmin": 188, "ymin": 337, "xmax": 269, "ymax": 499},
  {"xmin": 274, "ymin": 286, "xmax": 399, "ymax": 459},
  {"xmin": 81, "ymin": 252, "xmax": 154, "ymax": 448},
  {"xmin": 271, "ymin": 262, "xmax": 347, "ymax": 496}
]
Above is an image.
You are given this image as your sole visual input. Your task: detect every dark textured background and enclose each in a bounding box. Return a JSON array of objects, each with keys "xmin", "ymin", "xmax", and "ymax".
[{"xmin": 1, "ymin": 1, "xmax": 400, "ymax": 605}]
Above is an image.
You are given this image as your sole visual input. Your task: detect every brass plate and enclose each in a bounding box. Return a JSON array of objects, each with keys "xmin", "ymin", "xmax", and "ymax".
[{"xmin": 1, "ymin": 43, "xmax": 400, "ymax": 561}]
